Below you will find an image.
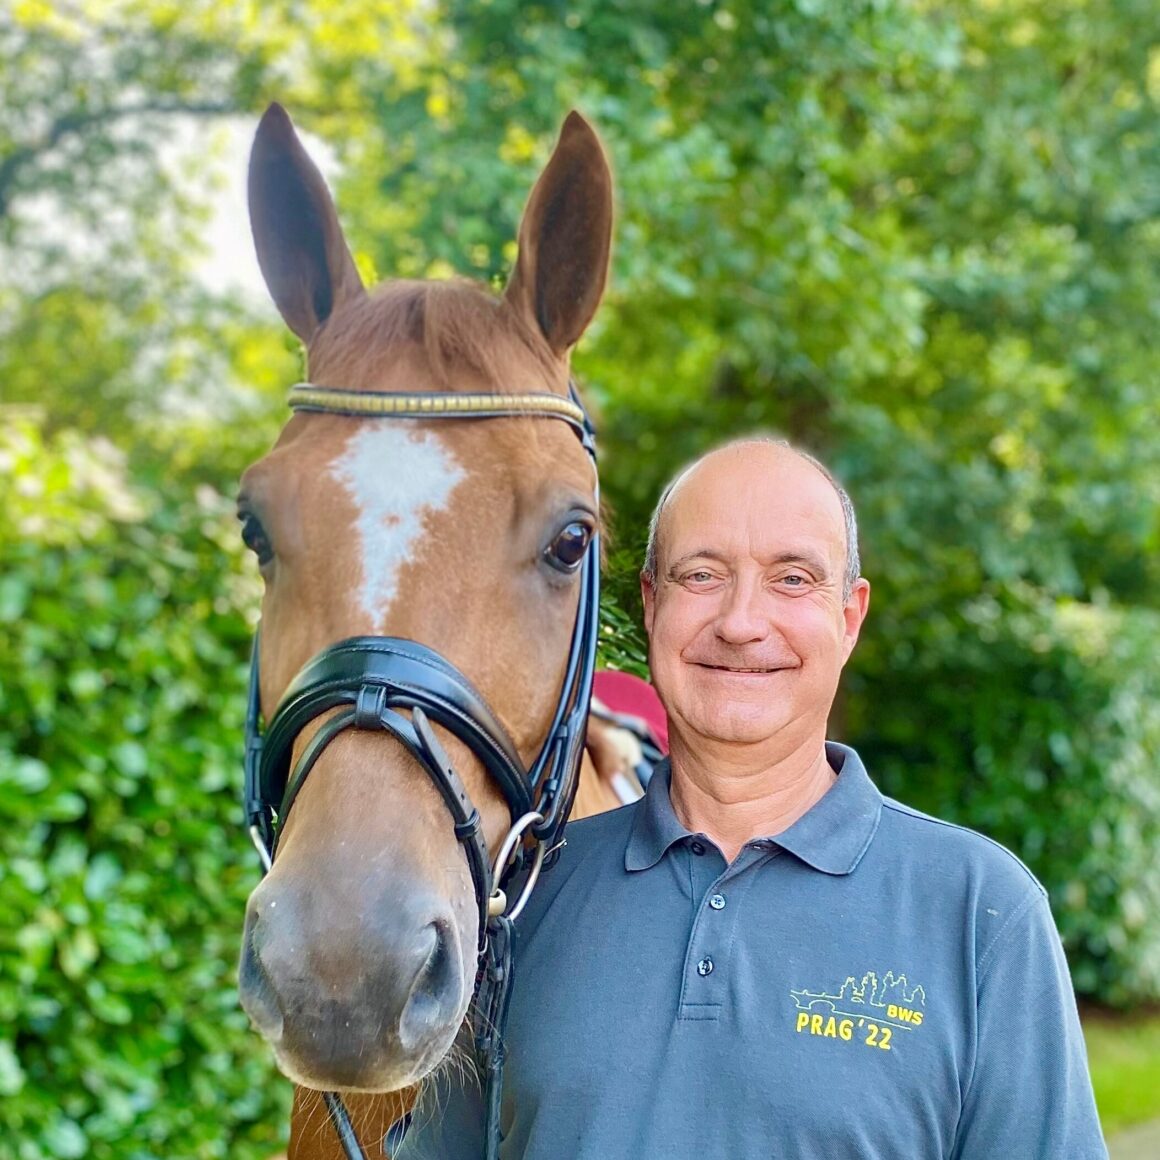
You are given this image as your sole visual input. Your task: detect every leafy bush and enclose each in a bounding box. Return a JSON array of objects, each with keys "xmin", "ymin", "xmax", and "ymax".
[{"xmin": 0, "ymin": 423, "xmax": 291, "ymax": 1158}]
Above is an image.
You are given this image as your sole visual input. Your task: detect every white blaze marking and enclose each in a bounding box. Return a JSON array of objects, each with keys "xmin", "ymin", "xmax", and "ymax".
[{"xmin": 330, "ymin": 426, "xmax": 465, "ymax": 631}]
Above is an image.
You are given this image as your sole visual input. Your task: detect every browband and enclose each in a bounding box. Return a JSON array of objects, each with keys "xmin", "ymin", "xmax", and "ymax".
[{"xmin": 289, "ymin": 384, "xmax": 589, "ymax": 432}]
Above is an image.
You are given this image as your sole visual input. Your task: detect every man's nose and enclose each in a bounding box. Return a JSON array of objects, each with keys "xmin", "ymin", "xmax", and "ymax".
[{"xmin": 714, "ymin": 576, "xmax": 771, "ymax": 643}]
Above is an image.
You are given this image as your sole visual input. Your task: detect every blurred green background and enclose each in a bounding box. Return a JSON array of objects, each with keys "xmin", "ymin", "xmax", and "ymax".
[{"xmin": 2, "ymin": 0, "xmax": 1158, "ymax": 1155}]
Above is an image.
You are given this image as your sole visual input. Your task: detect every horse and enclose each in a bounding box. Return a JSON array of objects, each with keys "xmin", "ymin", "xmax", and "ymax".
[{"xmin": 236, "ymin": 104, "xmax": 622, "ymax": 1158}]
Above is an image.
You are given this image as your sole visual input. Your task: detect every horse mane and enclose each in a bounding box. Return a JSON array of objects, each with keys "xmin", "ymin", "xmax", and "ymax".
[{"xmin": 309, "ymin": 279, "xmax": 561, "ymax": 391}]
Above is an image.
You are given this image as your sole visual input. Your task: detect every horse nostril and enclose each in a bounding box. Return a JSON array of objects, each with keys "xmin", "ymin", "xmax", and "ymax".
[
  {"xmin": 238, "ymin": 921, "xmax": 285, "ymax": 1040},
  {"xmin": 398, "ymin": 919, "xmax": 461, "ymax": 1052}
]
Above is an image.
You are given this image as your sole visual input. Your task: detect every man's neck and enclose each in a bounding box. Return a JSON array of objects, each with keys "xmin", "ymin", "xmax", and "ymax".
[{"xmin": 667, "ymin": 733, "xmax": 836, "ymax": 864}]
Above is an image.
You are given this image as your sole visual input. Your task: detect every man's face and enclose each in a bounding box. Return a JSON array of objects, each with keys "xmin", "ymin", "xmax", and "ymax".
[{"xmin": 641, "ymin": 444, "xmax": 870, "ymax": 752}]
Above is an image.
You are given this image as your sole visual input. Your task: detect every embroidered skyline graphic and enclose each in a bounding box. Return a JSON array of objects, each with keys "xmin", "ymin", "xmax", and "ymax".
[{"xmin": 790, "ymin": 970, "xmax": 926, "ymax": 1030}]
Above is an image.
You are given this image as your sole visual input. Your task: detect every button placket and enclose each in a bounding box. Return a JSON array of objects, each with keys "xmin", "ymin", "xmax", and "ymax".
[
  {"xmin": 678, "ymin": 860, "xmax": 746, "ymax": 1020},
  {"xmin": 677, "ymin": 839, "xmax": 728, "ymax": 1020},
  {"xmin": 687, "ymin": 837, "xmax": 725, "ymax": 908}
]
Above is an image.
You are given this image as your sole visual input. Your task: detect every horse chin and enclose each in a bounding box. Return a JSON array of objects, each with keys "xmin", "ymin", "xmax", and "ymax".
[
  {"xmin": 261, "ymin": 999, "xmax": 468, "ymax": 1095},
  {"xmin": 271, "ymin": 1036, "xmax": 458, "ymax": 1095}
]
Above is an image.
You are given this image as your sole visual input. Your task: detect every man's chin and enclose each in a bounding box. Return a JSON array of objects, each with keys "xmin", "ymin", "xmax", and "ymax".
[{"xmin": 681, "ymin": 707, "xmax": 795, "ymax": 748}]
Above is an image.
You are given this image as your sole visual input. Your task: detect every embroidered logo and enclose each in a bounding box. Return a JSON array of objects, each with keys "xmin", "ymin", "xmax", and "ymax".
[{"xmin": 789, "ymin": 970, "xmax": 926, "ymax": 1052}]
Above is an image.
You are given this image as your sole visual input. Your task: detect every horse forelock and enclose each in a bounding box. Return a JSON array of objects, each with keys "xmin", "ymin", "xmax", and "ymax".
[{"xmin": 307, "ymin": 279, "xmax": 563, "ymax": 393}]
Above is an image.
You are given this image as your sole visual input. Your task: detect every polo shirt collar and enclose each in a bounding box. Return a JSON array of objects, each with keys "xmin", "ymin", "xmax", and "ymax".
[
  {"xmin": 624, "ymin": 758, "xmax": 686, "ymax": 871},
  {"xmin": 774, "ymin": 742, "xmax": 882, "ymax": 874},
  {"xmin": 624, "ymin": 742, "xmax": 882, "ymax": 875}
]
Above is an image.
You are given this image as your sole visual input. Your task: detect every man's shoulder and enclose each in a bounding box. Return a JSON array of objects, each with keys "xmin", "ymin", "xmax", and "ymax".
[
  {"xmin": 512, "ymin": 799, "xmax": 638, "ymax": 942},
  {"xmin": 876, "ymin": 793, "xmax": 1046, "ymax": 900},
  {"xmin": 561, "ymin": 797, "xmax": 639, "ymax": 850}
]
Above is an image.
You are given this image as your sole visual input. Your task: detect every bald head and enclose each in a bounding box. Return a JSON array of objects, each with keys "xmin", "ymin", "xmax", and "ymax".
[{"xmin": 642, "ymin": 439, "xmax": 861, "ymax": 599}]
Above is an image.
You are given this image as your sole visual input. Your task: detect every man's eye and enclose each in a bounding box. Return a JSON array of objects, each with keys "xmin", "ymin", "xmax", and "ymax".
[
  {"xmin": 544, "ymin": 520, "xmax": 593, "ymax": 573},
  {"xmin": 239, "ymin": 512, "xmax": 274, "ymax": 566}
]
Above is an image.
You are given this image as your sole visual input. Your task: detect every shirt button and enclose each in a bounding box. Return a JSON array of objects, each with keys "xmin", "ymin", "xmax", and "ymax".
[
  {"xmin": 709, "ymin": 894, "xmax": 726, "ymax": 911},
  {"xmin": 697, "ymin": 957, "xmax": 715, "ymax": 977},
  {"xmin": 690, "ymin": 841, "xmax": 706, "ymax": 856}
]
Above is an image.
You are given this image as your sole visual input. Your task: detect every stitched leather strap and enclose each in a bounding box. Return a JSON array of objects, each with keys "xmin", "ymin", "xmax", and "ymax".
[{"xmin": 261, "ymin": 637, "xmax": 533, "ymax": 822}]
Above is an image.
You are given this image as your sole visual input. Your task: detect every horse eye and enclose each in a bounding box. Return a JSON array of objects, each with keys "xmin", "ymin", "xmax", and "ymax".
[
  {"xmin": 239, "ymin": 512, "xmax": 274, "ymax": 566},
  {"xmin": 544, "ymin": 520, "xmax": 593, "ymax": 574}
]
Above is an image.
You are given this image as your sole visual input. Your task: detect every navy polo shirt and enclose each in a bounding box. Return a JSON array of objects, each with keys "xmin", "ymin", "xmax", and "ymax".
[{"xmin": 398, "ymin": 743, "xmax": 1106, "ymax": 1159}]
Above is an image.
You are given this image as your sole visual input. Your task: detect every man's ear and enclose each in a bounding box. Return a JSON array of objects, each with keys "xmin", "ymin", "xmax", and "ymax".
[
  {"xmin": 504, "ymin": 112, "xmax": 613, "ymax": 357},
  {"xmin": 641, "ymin": 572, "xmax": 656, "ymax": 637},
  {"xmin": 248, "ymin": 102, "xmax": 365, "ymax": 343},
  {"xmin": 840, "ymin": 578, "xmax": 871, "ymax": 663}
]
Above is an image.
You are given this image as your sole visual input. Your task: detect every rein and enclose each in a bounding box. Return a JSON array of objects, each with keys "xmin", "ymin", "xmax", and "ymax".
[{"xmin": 242, "ymin": 383, "xmax": 599, "ymax": 1160}]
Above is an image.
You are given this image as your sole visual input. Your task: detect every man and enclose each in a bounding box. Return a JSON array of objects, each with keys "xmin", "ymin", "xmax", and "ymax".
[{"xmin": 399, "ymin": 438, "xmax": 1106, "ymax": 1158}]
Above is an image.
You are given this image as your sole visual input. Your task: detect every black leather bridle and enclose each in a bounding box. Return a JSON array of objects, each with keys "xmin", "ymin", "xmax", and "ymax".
[{"xmin": 241, "ymin": 382, "xmax": 599, "ymax": 1160}]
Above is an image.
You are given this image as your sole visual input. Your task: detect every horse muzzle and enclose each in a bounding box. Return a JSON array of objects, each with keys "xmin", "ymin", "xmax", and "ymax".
[{"xmin": 238, "ymin": 873, "xmax": 470, "ymax": 1090}]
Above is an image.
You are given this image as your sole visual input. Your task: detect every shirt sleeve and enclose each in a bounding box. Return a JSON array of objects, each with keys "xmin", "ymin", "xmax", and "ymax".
[
  {"xmin": 390, "ymin": 1069, "xmax": 487, "ymax": 1160},
  {"xmin": 951, "ymin": 887, "xmax": 1108, "ymax": 1160}
]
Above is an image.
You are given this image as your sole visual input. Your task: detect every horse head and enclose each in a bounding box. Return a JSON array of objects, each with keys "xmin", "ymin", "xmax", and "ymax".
[{"xmin": 237, "ymin": 104, "xmax": 612, "ymax": 1095}]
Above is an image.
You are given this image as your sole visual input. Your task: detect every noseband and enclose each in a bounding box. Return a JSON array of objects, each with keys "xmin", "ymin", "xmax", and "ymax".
[{"xmin": 241, "ymin": 382, "xmax": 599, "ymax": 1160}]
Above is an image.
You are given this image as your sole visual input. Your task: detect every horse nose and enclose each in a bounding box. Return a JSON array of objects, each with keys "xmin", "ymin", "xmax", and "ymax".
[{"xmin": 239, "ymin": 876, "xmax": 467, "ymax": 1086}]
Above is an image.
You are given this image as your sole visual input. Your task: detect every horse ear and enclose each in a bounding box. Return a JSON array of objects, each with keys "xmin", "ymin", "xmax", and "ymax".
[
  {"xmin": 505, "ymin": 112, "xmax": 613, "ymax": 357},
  {"xmin": 248, "ymin": 103, "xmax": 365, "ymax": 343}
]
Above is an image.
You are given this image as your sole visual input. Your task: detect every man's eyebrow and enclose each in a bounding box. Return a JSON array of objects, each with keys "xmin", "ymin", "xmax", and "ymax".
[
  {"xmin": 769, "ymin": 550, "xmax": 831, "ymax": 578},
  {"xmin": 666, "ymin": 549, "xmax": 831, "ymax": 580},
  {"xmin": 666, "ymin": 550, "xmax": 729, "ymax": 579}
]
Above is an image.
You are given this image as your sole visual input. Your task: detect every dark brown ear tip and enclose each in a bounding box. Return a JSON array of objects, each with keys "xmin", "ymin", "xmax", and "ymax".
[
  {"xmin": 256, "ymin": 102, "xmax": 295, "ymax": 141},
  {"xmin": 251, "ymin": 104, "xmax": 306, "ymax": 184},
  {"xmin": 560, "ymin": 110, "xmax": 599, "ymax": 143}
]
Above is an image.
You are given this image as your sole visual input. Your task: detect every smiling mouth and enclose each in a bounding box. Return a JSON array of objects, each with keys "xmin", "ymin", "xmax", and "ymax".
[{"xmin": 697, "ymin": 664, "xmax": 787, "ymax": 674}]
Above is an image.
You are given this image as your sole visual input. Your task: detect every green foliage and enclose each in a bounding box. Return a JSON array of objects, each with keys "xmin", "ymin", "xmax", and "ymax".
[
  {"xmin": 0, "ymin": 0, "xmax": 427, "ymax": 437},
  {"xmin": 0, "ymin": 424, "xmax": 290, "ymax": 1157},
  {"xmin": 4, "ymin": 9, "xmax": 1160, "ymax": 1158},
  {"xmin": 595, "ymin": 558, "xmax": 650, "ymax": 680}
]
